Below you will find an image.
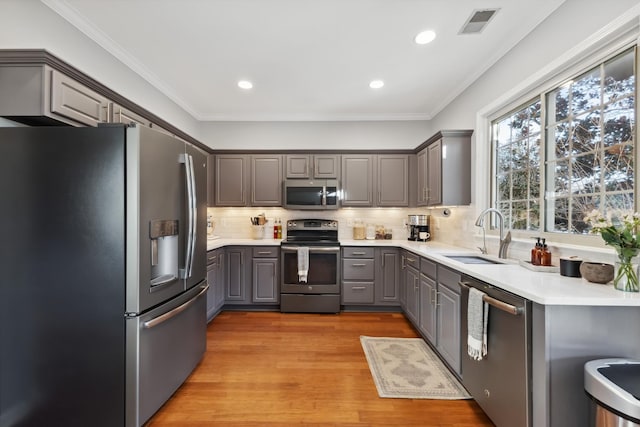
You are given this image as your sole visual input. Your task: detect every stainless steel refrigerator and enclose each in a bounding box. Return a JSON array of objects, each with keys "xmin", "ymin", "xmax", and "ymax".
[{"xmin": 0, "ymin": 124, "xmax": 208, "ymax": 427}]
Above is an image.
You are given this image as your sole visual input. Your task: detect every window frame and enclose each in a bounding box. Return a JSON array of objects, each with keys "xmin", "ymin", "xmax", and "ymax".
[{"xmin": 488, "ymin": 43, "xmax": 638, "ymax": 246}]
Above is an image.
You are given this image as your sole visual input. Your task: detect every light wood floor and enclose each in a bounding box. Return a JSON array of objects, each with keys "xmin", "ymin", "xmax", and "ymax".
[{"xmin": 146, "ymin": 311, "xmax": 494, "ymax": 426}]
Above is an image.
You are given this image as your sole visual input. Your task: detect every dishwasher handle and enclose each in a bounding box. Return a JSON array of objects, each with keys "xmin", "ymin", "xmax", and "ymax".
[{"xmin": 459, "ymin": 281, "xmax": 523, "ymax": 316}]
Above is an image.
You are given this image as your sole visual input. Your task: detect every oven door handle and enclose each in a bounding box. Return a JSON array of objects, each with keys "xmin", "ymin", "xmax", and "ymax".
[{"xmin": 282, "ymin": 246, "xmax": 340, "ymax": 252}]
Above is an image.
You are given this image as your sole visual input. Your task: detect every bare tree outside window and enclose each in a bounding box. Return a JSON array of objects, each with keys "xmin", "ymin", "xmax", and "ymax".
[
  {"xmin": 546, "ymin": 49, "xmax": 635, "ymax": 234},
  {"xmin": 492, "ymin": 47, "xmax": 635, "ymax": 236}
]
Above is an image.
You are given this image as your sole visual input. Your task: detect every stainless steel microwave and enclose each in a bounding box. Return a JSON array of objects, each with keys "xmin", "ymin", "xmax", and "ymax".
[{"xmin": 283, "ymin": 179, "xmax": 339, "ymax": 210}]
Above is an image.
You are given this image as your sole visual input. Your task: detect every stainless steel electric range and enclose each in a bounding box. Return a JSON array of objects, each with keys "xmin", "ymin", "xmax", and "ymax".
[{"xmin": 280, "ymin": 219, "xmax": 340, "ymax": 313}]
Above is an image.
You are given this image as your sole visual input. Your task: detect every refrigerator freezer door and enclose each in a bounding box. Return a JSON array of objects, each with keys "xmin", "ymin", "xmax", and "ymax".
[
  {"xmin": 126, "ymin": 125, "xmax": 187, "ymax": 314},
  {"xmin": 126, "ymin": 282, "xmax": 207, "ymax": 426}
]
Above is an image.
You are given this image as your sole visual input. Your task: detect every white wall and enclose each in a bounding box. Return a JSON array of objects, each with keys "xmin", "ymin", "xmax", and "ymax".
[
  {"xmin": 429, "ymin": 0, "xmax": 640, "ymax": 132},
  {"xmin": 0, "ymin": 0, "xmax": 200, "ymax": 140},
  {"xmin": 426, "ymin": 0, "xmax": 640, "ymax": 261},
  {"xmin": 198, "ymin": 120, "xmax": 432, "ymax": 150}
]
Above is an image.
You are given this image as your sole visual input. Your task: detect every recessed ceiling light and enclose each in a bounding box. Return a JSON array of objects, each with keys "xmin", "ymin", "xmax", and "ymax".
[
  {"xmin": 237, "ymin": 80, "xmax": 253, "ymax": 89},
  {"xmin": 414, "ymin": 30, "xmax": 436, "ymax": 45},
  {"xmin": 369, "ymin": 80, "xmax": 384, "ymax": 89}
]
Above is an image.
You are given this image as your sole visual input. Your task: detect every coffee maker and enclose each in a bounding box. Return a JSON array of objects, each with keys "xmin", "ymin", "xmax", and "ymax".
[{"xmin": 407, "ymin": 214, "xmax": 431, "ymax": 241}]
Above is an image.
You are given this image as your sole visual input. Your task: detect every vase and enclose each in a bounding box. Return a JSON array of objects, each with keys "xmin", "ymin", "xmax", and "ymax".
[{"xmin": 613, "ymin": 256, "xmax": 640, "ymax": 292}]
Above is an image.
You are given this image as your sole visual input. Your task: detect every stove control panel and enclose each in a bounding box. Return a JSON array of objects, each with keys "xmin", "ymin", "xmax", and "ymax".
[{"xmin": 286, "ymin": 219, "xmax": 338, "ymax": 230}]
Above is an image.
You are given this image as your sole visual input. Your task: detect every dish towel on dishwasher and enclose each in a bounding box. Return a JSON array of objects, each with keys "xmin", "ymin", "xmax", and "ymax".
[
  {"xmin": 297, "ymin": 247, "xmax": 309, "ymax": 283},
  {"xmin": 467, "ymin": 287, "xmax": 488, "ymax": 360}
]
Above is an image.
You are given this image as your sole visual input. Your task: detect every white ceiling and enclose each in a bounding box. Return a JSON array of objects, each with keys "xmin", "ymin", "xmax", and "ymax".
[{"xmin": 43, "ymin": 0, "xmax": 565, "ymax": 122}]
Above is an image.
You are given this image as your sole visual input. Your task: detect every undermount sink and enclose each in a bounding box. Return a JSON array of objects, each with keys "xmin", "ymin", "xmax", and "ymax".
[{"xmin": 444, "ymin": 255, "xmax": 504, "ymax": 265}]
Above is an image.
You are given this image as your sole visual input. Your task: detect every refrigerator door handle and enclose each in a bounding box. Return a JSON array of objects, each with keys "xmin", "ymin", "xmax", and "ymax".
[
  {"xmin": 187, "ymin": 154, "xmax": 197, "ymax": 276},
  {"xmin": 180, "ymin": 153, "xmax": 196, "ymax": 279},
  {"xmin": 143, "ymin": 284, "xmax": 208, "ymax": 329}
]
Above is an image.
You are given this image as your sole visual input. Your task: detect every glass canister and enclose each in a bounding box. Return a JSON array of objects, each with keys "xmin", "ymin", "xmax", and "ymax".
[
  {"xmin": 353, "ymin": 220, "xmax": 365, "ymax": 240},
  {"xmin": 365, "ymin": 223, "xmax": 376, "ymax": 240}
]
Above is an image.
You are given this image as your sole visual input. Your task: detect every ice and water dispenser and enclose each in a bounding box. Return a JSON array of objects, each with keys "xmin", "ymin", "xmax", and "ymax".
[{"xmin": 149, "ymin": 219, "xmax": 179, "ymax": 287}]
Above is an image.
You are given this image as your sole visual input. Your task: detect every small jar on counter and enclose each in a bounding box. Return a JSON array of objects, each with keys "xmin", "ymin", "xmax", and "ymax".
[
  {"xmin": 365, "ymin": 223, "xmax": 376, "ymax": 240},
  {"xmin": 353, "ymin": 221, "xmax": 365, "ymax": 240}
]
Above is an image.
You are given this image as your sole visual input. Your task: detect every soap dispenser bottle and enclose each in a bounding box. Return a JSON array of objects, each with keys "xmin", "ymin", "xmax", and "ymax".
[
  {"xmin": 531, "ymin": 237, "xmax": 541, "ymax": 265},
  {"xmin": 540, "ymin": 238, "xmax": 552, "ymax": 266}
]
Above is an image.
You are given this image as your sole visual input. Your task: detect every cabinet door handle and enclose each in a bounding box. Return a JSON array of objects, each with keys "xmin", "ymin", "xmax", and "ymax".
[{"xmin": 401, "ymin": 255, "xmax": 406, "ymax": 269}]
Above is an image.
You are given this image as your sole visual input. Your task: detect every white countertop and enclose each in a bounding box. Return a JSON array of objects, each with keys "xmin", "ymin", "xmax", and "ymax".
[{"xmin": 207, "ymin": 237, "xmax": 640, "ymax": 307}]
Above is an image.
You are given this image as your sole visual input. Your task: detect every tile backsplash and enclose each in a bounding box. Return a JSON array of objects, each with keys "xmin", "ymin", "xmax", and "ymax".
[
  {"xmin": 208, "ymin": 207, "xmax": 440, "ymax": 241},
  {"xmin": 207, "ymin": 205, "xmax": 616, "ymax": 265}
]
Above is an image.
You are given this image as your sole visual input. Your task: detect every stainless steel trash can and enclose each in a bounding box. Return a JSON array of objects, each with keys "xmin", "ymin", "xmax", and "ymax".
[{"xmin": 585, "ymin": 359, "xmax": 640, "ymax": 427}]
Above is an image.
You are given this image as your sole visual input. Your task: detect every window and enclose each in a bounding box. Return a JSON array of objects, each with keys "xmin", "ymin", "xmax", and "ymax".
[
  {"xmin": 493, "ymin": 100, "xmax": 542, "ymax": 231},
  {"xmin": 492, "ymin": 47, "xmax": 636, "ymax": 236}
]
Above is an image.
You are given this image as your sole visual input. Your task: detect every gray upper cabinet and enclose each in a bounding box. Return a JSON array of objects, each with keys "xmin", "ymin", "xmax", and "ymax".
[
  {"xmin": 285, "ymin": 154, "xmax": 340, "ymax": 179},
  {"xmin": 426, "ymin": 141, "xmax": 442, "ymax": 206},
  {"xmin": 341, "ymin": 155, "xmax": 374, "ymax": 206},
  {"xmin": 417, "ymin": 149, "xmax": 428, "ymax": 206},
  {"xmin": 207, "ymin": 154, "xmax": 215, "ymax": 207},
  {"xmin": 110, "ymin": 103, "xmax": 151, "ymax": 127},
  {"xmin": 377, "ymin": 155, "xmax": 409, "ymax": 207},
  {"xmin": 50, "ymin": 69, "xmax": 110, "ymax": 126},
  {"xmin": 417, "ymin": 130, "xmax": 472, "ymax": 207},
  {"xmin": 215, "ymin": 155, "xmax": 249, "ymax": 206},
  {"xmin": 251, "ymin": 155, "xmax": 282, "ymax": 206},
  {"xmin": 0, "ymin": 65, "xmax": 109, "ymax": 126}
]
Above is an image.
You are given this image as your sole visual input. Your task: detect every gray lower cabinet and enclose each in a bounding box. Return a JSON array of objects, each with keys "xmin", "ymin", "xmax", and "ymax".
[
  {"xmin": 285, "ymin": 154, "xmax": 340, "ymax": 179},
  {"xmin": 374, "ymin": 248, "xmax": 400, "ymax": 305},
  {"xmin": 224, "ymin": 247, "xmax": 251, "ymax": 304},
  {"xmin": 402, "ymin": 251, "xmax": 420, "ymax": 323},
  {"xmin": 417, "ymin": 256, "xmax": 462, "ymax": 375},
  {"xmin": 436, "ymin": 277, "xmax": 461, "ymax": 373},
  {"xmin": 206, "ymin": 248, "xmax": 225, "ymax": 321},
  {"xmin": 419, "ymin": 273, "xmax": 437, "ymax": 343},
  {"xmin": 342, "ymin": 247, "xmax": 375, "ymax": 304},
  {"xmin": 252, "ymin": 247, "xmax": 279, "ymax": 303},
  {"xmin": 215, "ymin": 155, "xmax": 250, "ymax": 206}
]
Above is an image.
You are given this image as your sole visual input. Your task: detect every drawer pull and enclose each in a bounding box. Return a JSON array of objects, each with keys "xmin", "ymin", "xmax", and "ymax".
[
  {"xmin": 351, "ymin": 263, "xmax": 367, "ymax": 267},
  {"xmin": 351, "ymin": 286, "xmax": 367, "ymax": 290},
  {"xmin": 257, "ymin": 251, "xmax": 272, "ymax": 255},
  {"xmin": 352, "ymin": 251, "xmax": 367, "ymax": 255},
  {"xmin": 406, "ymin": 257, "xmax": 416, "ymax": 263}
]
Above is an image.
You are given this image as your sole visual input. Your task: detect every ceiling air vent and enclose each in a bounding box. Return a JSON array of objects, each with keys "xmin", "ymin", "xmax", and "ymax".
[{"xmin": 459, "ymin": 8, "xmax": 500, "ymax": 35}]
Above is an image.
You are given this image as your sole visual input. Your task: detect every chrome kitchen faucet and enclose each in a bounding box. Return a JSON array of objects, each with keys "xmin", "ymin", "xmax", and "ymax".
[{"xmin": 475, "ymin": 208, "xmax": 511, "ymax": 259}]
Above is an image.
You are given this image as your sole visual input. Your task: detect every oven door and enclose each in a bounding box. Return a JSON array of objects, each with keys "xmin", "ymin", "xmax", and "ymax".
[{"xmin": 280, "ymin": 245, "xmax": 340, "ymax": 294}]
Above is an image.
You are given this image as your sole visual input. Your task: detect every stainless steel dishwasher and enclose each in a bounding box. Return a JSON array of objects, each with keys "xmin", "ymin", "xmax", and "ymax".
[{"xmin": 460, "ymin": 275, "xmax": 532, "ymax": 427}]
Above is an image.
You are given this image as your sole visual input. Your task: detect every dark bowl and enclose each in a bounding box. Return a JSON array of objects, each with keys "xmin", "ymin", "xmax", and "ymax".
[{"xmin": 579, "ymin": 262, "xmax": 614, "ymax": 284}]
